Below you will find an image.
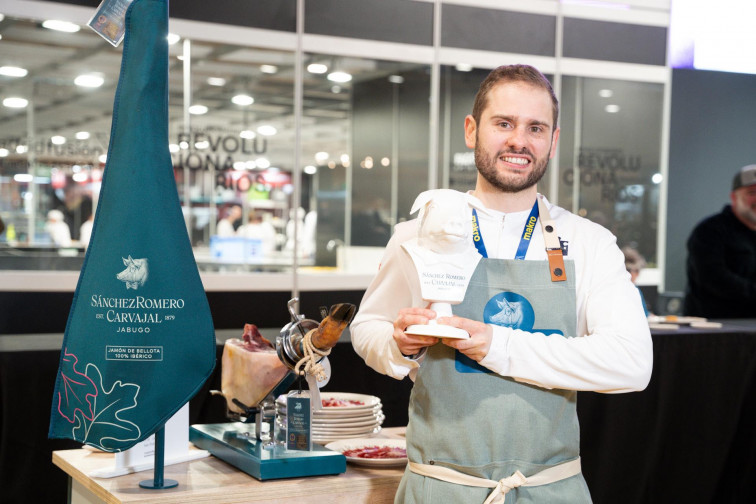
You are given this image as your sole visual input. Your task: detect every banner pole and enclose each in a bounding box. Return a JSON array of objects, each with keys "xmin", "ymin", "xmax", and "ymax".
[{"xmin": 139, "ymin": 426, "xmax": 178, "ymax": 489}]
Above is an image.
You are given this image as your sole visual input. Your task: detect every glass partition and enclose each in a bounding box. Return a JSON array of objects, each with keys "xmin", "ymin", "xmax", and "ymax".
[
  {"xmin": 0, "ymin": 11, "xmax": 665, "ymax": 275},
  {"xmin": 170, "ymin": 39, "xmax": 297, "ymax": 271},
  {"xmin": 437, "ymin": 68, "xmax": 663, "ymax": 266},
  {"xmin": 558, "ymin": 76, "xmax": 664, "ymax": 265},
  {"xmin": 0, "ymin": 16, "xmax": 120, "ymax": 269}
]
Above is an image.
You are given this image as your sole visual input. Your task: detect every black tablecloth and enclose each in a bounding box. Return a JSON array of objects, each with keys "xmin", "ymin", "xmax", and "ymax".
[
  {"xmin": 2, "ymin": 321, "xmax": 755, "ymax": 504},
  {"xmin": 579, "ymin": 320, "xmax": 756, "ymax": 503}
]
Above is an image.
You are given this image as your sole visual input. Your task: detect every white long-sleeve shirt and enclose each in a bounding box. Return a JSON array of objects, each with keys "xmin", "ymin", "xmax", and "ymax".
[{"xmin": 350, "ymin": 195, "xmax": 653, "ymax": 393}]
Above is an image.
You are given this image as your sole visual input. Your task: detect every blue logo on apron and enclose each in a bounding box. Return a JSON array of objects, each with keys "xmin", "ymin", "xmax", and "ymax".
[
  {"xmin": 455, "ymin": 291, "xmax": 563, "ymax": 373},
  {"xmin": 483, "ymin": 291, "xmax": 534, "ymax": 330}
]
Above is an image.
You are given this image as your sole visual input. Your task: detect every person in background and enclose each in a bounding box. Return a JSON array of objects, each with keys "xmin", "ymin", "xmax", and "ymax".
[
  {"xmin": 350, "ymin": 64, "xmax": 652, "ymax": 504},
  {"xmin": 684, "ymin": 164, "xmax": 756, "ymax": 318},
  {"xmin": 79, "ymin": 213, "xmax": 94, "ymax": 249},
  {"xmin": 45, "ymin": 209, "xmax": 72, "ymax": 247},
  {"xmin": 622, "ymin": 246, "xmax": 650, "ymax": 316},
  {"xmin": 216, "ymin": 205, "xmax": 242, "ymax": 237},
  {"xmin": 237, "ymin": 210, "xmax": 277, "ymax": 255}
]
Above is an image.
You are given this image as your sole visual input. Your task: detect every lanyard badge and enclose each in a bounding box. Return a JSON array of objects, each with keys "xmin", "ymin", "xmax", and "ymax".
[{"xmin": 472, "ymin": 199, "xmax": 566, "ymax": 282}]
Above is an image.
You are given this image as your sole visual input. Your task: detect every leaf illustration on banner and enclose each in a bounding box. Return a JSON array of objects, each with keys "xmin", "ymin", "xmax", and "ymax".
[
  {"xmin": 55, "ymin": 348, "xmax": 97, "ymax": 424},
  {"xmin": 71, "ymin": 363, "xmax": 142, "ymax": 450}
]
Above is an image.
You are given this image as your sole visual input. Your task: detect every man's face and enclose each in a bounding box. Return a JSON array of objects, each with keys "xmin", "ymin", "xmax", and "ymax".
[
  {"xmin": 731, "ymin": 185, "xmax": 756, "ymax": 229},
  {"xmin": 465, "ymin": 82, "xmax": 559, "ymax": 193}
]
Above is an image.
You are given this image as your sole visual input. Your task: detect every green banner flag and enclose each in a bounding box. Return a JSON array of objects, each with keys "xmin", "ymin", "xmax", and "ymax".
[{"xmin": 48, "ymin": 0, "xmax": 215, "ymax": 452}]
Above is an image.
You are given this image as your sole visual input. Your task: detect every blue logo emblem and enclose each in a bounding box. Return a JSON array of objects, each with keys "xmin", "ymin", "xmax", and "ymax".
[
  {"xmin": 483, "ymin": 292, "xmax": 534, "ymax": 330},
  {"xmin": 455, "ymin": 291, "xmax": 562, "ymax": 373}
]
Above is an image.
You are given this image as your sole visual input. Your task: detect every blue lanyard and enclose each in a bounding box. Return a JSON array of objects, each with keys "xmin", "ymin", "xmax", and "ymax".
[{"xmin": 471, "ymin": 201, "xmax": 539, "ymax": 260}]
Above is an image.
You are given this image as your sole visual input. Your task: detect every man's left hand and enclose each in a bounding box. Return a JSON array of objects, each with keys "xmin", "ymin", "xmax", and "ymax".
[{"xmin": 437, "ymin": 316, "xmax": 493, "ymax": 362}]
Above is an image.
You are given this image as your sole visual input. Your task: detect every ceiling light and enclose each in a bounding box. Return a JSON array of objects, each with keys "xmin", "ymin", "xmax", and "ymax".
[
  {"xmin": 169, "ymin": 143, "xmax": 179, "ymax": 153},
  {"xmin": 315, "ymin": 152, "xmax": 329, "ymax": 164},
  {"xmin": 188, "ymin": 104, "xmax": 208, "ymax": 115},
  {"xmin": 604, "ymin": 104, "xmax": 621, "ymax": 113},
  {"xmin": 74, "ymin": 74, "xmax": 104, "ymax": 88},
  {"xmin": 260, "ymin": 65, "xmax": 278, "ymax": 74},
  {"xmin": 42, "ymin": 20, "xmax": 80, "ymax": 33},
  {"xmin": 307, "ymin": 63, "xmax": 328, "ymax": 74},
  {"xmin": 327, "ymin": 71, "xmax": 352, "ymax": 83},
  {"xmin": 72, "ymin": 172, "xmax": 88, "ymax": 182},
  {"xmin": 455, "ymin": 63, "xmax": 474, "ymax": 72},
  {"xmin": 598, "ymin": 89, "xmax": 614, "ymax": 98},
  {"xmin": 240, "ymin": 130, "xmax": 256, "ymax": 139},
  {"xmin": 233, "ymin": 161, "xmax": 246, "ymax": 170},
  {"xmin": 51, "ymin": 135, "xmax": 66, "ymax": 145},
  {"xmin": 330, "ymin": 86, "xmax": 342, "ymax": 94},
  {"xmin": 304, "ymin": 165, "xmax": 317, "ymax": 175},
  {"xmin": 195, "ymin": 140, "xmax": 210, "ymax": 149},
  {"xmin": 245, "ymin": 160, "xmax": 257, "ymax": 169},
  {"xmin": 388, "ymin": 75, "xmax": 404, "ymax": 84},
  {"xmin": 14, "ymin": 174, "xmax": 33, "ymax": 183},
  {"xmin": 167, "ymin": 33, "xmax": 180, "ymax": 45},
  {"xmin": 381, "ymin": 157, "xmax": 391, "ymax": 167},
  {"xmin": 256, "ymin": 125, "xmax": 277, "ymax": 136},
  {"xmin": 0, "ymin": 66, "xmax": 29, "ymax": 78},
  {"xmin": 256, "ymin": 157, "xmax": 271, "ymax": 169},
  {"xmin": 16, "ymin": 145, "xmax": 28, "ymax": 154},
  {"xmin": 231, "ymin": 94, "xmax": 254, "ymax": 106},
  {"xmin": 3, "ymin": 97, "xmax": 28, "ymax": 108},
  {"xmin": 652, "ymin": 173, "xmax": 663, "ymax": 184},
  {"xmin": 98, "ymin": 154, "xmax": 107, "ymax": 163},
  {"xmin": 207, "ymin": 77, "xmax": 226, "ymax": 86},
  {"xmin": 75, "ymin": 131, "xmax": 90, "ymax": 140},
  {"xmin": 0, "ymin": 148, "xmax": 9, "ymax": 157}
]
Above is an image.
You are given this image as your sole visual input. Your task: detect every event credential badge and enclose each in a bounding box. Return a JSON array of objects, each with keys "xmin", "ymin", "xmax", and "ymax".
[{"xmin": 48, "ymin": 0, "xmax": 215, "ymax": 453}]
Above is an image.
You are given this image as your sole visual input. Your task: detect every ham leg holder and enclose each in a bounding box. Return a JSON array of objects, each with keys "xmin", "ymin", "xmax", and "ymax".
[{"xmin": 190, "ymin": 298, "xmax": 352, "ymax": 480}]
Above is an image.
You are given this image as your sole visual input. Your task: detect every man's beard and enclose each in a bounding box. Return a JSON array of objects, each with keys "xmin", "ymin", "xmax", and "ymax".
[
  {"xmin": 733, "ymin": 198, "xmax": 756, "ymax": 228},
  {"xmin": 475, "ymin": 143, "xmax": 550, "ymax": 194}
]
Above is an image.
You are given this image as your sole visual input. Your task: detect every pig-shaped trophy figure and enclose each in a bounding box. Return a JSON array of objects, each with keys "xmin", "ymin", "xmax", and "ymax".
[{"xmin": 402, "ymin": 189, "xmax": 482, "ymax": 339}]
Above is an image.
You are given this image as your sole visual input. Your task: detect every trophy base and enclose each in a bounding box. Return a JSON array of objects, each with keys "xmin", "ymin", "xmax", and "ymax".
[{"xmin": 405, "ymin": 322, "xmax": 469, "ymax": 339}]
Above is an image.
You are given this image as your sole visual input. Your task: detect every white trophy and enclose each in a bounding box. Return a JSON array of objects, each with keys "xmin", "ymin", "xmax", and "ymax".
[{"xmin": 402, "ymin": 189, "xmax": 482, "ymax": 339}]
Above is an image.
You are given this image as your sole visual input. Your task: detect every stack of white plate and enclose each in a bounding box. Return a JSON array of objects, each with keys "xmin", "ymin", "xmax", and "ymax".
[{"xmin": 277, "ymin": 392, "xmax": 384, "ymax": 445}]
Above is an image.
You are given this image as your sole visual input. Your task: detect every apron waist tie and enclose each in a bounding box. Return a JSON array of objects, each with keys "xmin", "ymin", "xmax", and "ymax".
[{"xmin": 408, "ymin": 457, "xmax": 581, "ymax": 504}]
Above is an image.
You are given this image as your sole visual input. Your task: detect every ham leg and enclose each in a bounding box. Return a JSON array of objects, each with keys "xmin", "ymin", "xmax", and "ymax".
[{"xmin": 220, "ymin": 324, "xmax": 288, "ymax": 414}]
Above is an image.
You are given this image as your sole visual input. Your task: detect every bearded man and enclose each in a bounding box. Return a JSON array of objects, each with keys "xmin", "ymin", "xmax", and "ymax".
[
  {"xmin": 351, "ymin": 64, "xmax": 652, "ymax": 504},
  {"xmin": 684, "ymin": 164, "xmax": 756, "ymax": 318}
]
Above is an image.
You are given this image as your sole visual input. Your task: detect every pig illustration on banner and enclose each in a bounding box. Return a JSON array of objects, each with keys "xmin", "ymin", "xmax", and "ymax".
[{"xmin": 117, "ymin": 256, "xmax": 148, "ymax": 290}]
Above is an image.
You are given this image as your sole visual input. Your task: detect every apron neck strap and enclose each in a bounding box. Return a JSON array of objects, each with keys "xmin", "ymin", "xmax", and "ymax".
[{"xmin": 536, "ymin": 196, "xmax": 567, "ymax": 282}]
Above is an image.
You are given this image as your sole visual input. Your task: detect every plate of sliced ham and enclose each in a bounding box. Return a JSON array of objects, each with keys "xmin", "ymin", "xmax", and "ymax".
[
  {"xmin": 325, "ymin": 438, "xmax": 407, "ymax": 467},
  {"xmin": 278, "ymin": 392, "xmax": 381, "ymax": 411}
]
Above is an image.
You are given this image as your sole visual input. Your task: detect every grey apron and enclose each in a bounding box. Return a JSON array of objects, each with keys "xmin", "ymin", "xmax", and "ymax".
[{"xmin": 395, "ymin": 254, "xmax": 592, "ymax": 503}]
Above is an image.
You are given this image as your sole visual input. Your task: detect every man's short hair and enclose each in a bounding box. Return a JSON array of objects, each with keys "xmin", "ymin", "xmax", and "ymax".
[{"xmin": 471, "ymin": 64, "xmax": 559, "ymax": 130}]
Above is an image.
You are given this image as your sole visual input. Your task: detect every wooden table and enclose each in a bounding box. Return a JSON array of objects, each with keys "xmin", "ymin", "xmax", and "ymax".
[{"xmin": 52, "ymin": 428, "xmax": 406, "ymax": 504}]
